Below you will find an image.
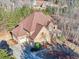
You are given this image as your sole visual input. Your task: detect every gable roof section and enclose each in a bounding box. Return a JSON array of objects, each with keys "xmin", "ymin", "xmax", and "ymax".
[
  {"xmin": 36, "ymin": 0, "xmax": 44, "ymax": 6},
  {"xmin": 19, "ymin": 12, "xmax": 51, "ymax": 32},
  {"xmin": 12, "ymin": 26, "xmax": 27, "ymax": 37},
  {"xmin": 12, "ymin": 12, "xmax": 52, "ymax": 37},
  {"xmin": 19, "ymin": 13, "xmax": 34, "ymax": 32},
  {"xmin": 30, "ymin": 24, "xmax": 43, "ymax": 39}
]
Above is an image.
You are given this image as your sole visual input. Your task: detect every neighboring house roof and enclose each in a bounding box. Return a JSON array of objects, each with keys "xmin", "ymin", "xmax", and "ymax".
[
  {"xmin": 12, "ymin": 11, "xmax": 52, "ymax": 39},
  {"xmin": 36, "ymin": 0, "xmax": 44, "ymax": 6},
  {"xmin": 34, "ymin": 0, "xmax": 54, "ymax": 7}
]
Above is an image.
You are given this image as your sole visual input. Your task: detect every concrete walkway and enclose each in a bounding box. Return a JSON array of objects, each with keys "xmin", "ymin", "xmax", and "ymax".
[
  {"xmin": 10, "ymin": 44, "xmax": 23, "ymax": 59},
  {"xmin": 65, "ymin": 41, "xmax": 79, "ymax": 55}
]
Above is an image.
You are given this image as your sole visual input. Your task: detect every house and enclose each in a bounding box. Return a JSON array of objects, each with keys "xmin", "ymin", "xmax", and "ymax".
[{"xmin": 11, "ymin": 11, "xmax": 53, "ymax": 44}]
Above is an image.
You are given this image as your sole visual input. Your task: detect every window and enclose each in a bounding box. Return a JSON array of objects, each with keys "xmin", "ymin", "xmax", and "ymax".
[
  {"xmin": 53, "ymin": 26, "xmax": 55, "ymax": 29},
  {"xmin": 41, "ymin": 32, "xmax": 45, "ymax": 36}
]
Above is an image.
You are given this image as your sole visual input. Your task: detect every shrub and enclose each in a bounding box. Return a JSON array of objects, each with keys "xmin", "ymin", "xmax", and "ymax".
[{"xmin": 34, "ymin": 42, "xmax": 42, "ymax": 49}]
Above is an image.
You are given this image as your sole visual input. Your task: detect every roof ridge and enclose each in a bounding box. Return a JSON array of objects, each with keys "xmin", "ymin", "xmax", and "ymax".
[{"xmin": 30, "ymin": 12, "xmax": 36, "ymax": 32}]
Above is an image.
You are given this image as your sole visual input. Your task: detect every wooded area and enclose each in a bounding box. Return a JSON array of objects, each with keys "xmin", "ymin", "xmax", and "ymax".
[{"xmin": 0, "ymin": 6, "xmax": 32, "ymax": 31}]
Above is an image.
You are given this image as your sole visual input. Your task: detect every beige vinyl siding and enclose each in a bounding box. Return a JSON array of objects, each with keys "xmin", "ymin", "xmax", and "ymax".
[{"xmin": 34, "ymin": 26, "xmax": 51, "ymax": 43}]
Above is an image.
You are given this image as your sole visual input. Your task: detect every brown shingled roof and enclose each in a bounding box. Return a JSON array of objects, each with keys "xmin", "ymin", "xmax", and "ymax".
[
  {"xmin": 12, "ymin": 12, "xmax": 51, "ymax": 38},
  {"xmin": 30, "ymin": 24, "xmax": 43, "ymax": 39},
  {"xmin": 12, "ymin": 26, "xmax": 27, "ymax": 37},
  {"xmin": 19, "ymin": 12, "xmax": 51, "ymax": 32}
]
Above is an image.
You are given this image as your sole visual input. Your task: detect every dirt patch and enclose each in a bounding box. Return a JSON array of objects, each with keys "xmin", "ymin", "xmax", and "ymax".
[{"xmin": 0, "ymin": 32, "xmax": 12, "ymax": 41}]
